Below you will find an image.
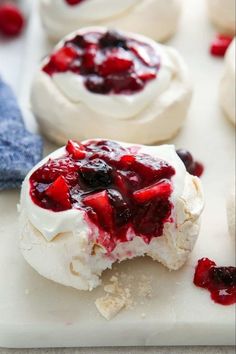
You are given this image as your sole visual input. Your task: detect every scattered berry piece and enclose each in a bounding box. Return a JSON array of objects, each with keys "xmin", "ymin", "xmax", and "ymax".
[
  {"xmin": 176, "ymin": 149, "xmax": 204, "ymax": 177},
  {"xmin": 194, "ymin": 258, "xmax": 236, "ymax": 306},
  {"xmin": 210, "ymin": 35, "xmax": 233, "ymax": 57},
  {"xmin": 0, "ymin": 4, "xmax": 25, "ymax": 37}
]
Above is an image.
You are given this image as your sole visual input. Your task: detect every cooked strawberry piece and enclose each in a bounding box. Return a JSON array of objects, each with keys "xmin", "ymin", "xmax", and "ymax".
[
  {"xmin": 83, "ymin": 190, "xmax": 113, "ymax": 231},
  {"xmin": 120, "ymin": 154, "xmax": 136, "ymax": 166},
  {"xmin": 138, "ymin": 71, "xmax": 156, "ymax": 82},
  {"xmin": 45, "ymin": 176, "xmax": 71, "ymax": 210},
  {"xmin": 98, "ymin": 49, "xmax": 133, "ymax": 76},
  {"xmin": 51, "ymin": 47, "xmax": 78, "ymax": 71},
  {"xmin": 66, "ymin": 140, "xmax": 86, "ymax": 160},
  {"xmin": 133, "ymin": 180, "xmax": 172, "ymax": 203},
  {"xmin": 210, "ymin": 35, "xmax": 233, "ymax": 57},
  {"xmin": 81, "ymin": 47, "xmax": 97, "ymax": 74},
  {"xmin": 194, "ymin": 258, "xmax": 216, "ymax": 288}
]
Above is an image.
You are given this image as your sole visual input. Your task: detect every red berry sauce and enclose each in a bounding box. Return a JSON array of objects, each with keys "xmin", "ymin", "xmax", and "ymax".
[
  {"xmin": 30, "ymin": 140, "xmax": 175, "ymax": 252},
  {"xmin": 210, "ymin": 35, "xmax": 233, "ymax": 57},
  {"xmin": 43, "ymin": 30, "xmax": 161, "ymax": 95},
  {"xmin": 194, "ymin": 258, "xmax": 236, "ymax": 306},
  {"xmin": 176, "ymin": 149, "xmax": 204, "ymax": 177},
  {"xmin": 0, "ymin": 4, "xmax": 25, "ymax": 37}
]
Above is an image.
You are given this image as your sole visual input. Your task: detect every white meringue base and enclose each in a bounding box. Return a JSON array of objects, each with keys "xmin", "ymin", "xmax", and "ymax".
[
  {"xmin": 40, "ymin": 0, "xmax": 181, "ymax": 42},
  {"xmin": 19, "ymin": 173, "xmax": 204, "ymax": 291},
  {"xmin": 207, "ymin": 0, "xmax": 236, "ymax": 35},
  {"xmin": 219, "ymin": 39, "xmax": 235, "ymax": 125},
  {"xmin": 31, "ymin": 45, "xmax": 192, "ymax": 146}
]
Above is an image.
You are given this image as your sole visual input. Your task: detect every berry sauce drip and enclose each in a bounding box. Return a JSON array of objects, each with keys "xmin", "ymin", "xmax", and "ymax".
[
  {"xmin": 65, "ymin": 0, "xmax": 85, "ymax": 5},
  {"xmin": 176, "ymin": 149, "xmax": 204, "ymax": 177},
  {"xmin": 42, "ymin": 30, "xmax": 160, "ymax": 95},
  {"xmin": 30, "ymin": 140, "xmax": 175, "ymax": 252},
  {"xmin": 210, "ymin": 35, "xmax": 233, "ymax": 57},
  {"xmin": 194, "ymin": 258, "xmax": 236, "ymax": 306}
]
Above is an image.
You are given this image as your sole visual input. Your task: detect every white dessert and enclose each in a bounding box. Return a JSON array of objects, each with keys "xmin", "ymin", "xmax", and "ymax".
[
  {"xmin": 19, "ymin": 141, "xmax": 204, "ymax": 291},
  {"xmin": 40, "ymin": 0, "xmax": 181, "ymax": 42},
  {"xmin": 219, "ymin": 38, "xmax": 235, "ymax": 125},
  {"xmin": 227, "ymin": 186, "xmax": 235, "ymax": 239},
  {"xmin": 31, "ymin": 27, "xmax": 192, "ymax": 145},
  {"xmin": 207, "ymin": 0, "xmax": 236, "ymax": 35}
]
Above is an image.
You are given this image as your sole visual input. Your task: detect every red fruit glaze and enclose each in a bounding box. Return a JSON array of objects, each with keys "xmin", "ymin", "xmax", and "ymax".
[
  {"xmin": 0, "ymin": 4, "xmax": 25, "ymax": 37},
  {"xmin": 210, "ymin": 35, "xmax": 233, "ymax": 57},
  {"xmin": 194, "ymin": 258, "xmax": 236, "ymax": 306},
  {"xmin": 43, "ymin": 30, "xmax": 161, "ymax": 95},
  {"xmin": 30, "ymin": 140, "xmax": 175, "ymax": 252}
]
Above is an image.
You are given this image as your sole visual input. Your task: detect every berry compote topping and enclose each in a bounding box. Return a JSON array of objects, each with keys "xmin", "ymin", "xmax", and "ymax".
[
  {"xmin": 65, "ymin": 0, "xmax": 85, "ymax": 5},
  {"xmin": 210, "ymin": 35, "xmax": 233, "ymax": 57},
  {"xmin": 30, "ymin": 140, "xmax": 175, "ymax": 252},
  {"xmin": 194, "ymin": 258, "xmax": 236, "ymax": 306},
  {"xmin": 43, "ymin": 30, "xmax": 161, "ymax": 95},
  {"xmin": 176, "ymin": 149, "xmax": 204, "ymax": 177},
  {"xmin": 0, "ymin": 4, "xmax": 25, "ymax": 37}
]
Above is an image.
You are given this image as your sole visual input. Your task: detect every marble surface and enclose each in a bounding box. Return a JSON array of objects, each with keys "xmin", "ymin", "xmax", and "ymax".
[{"xmin": 0, "ymin": 347, "xmax": 235, "ymax": 354}]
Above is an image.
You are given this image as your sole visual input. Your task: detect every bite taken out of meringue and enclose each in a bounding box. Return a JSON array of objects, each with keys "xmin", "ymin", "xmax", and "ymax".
[
  {"xmin": 31, "ymin": 27, "xmax": 192, "ymax": 146},
  {"xmin": 19, "ymin": 139, "xmax": 204, "ymax": 291},
  {"xmin": 40, "ymin": 0, "xmax": 182, "ymax": 42}
]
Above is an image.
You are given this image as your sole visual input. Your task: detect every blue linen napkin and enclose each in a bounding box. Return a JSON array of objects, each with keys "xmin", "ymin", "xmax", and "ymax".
[{"xmin": 0, "ymin": 78, "xmax": 43, "ymax": 190}]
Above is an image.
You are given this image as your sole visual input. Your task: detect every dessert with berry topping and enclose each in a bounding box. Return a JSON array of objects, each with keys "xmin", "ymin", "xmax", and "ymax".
[
  {"xmin": 207, "ymin": 0, "xmax": 236, "ymax": 35},
  {"xmin": 219, "ymin": 38, "xmax": 235, "ymax": 125},
  {"xmin": 31, "ymin": 28, "xmax": 192, "ymax": 145},
  {"xmin": 40, "ymin": 0, "xmax": 181, "ymax": 42},
  {"xmin": 19, "ymin": 139, "xmax": 204, "ymax": 291}
]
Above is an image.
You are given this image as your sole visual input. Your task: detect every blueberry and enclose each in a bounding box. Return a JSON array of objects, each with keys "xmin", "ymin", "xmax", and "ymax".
[
  {"xmin": 99, "ymin": 30, "xmax": 128, "ymax": 49},
  {"xmin": 80, "ymin": 159, "xmax": 113, "ymax": 188}
]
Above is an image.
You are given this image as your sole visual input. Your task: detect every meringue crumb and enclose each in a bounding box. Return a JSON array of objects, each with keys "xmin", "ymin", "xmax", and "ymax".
[
  {"xmin": 95, "ymin": 295, "xmax": 125, "ymax": 320},
  {"xmin": 95, "ymin": 272, "xmax": 154, "ymax": 320}
]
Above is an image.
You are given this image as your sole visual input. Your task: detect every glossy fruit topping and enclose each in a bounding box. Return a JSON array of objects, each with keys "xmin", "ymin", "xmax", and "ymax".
[
  {"xmin": 30, "ymin": 140, "xmax": 175, "ymax": 252},
  {"xmin": 194, "ymin": 258, "xmax": 236, "ymax": 306},
  {"xmin": 0, "ymin": 4, "xmax": 25, "ymax": 37},
  {"xmin": 43, "ymin": 30, "xmax": 160, "ymax": 95},
  {"xmin": 210, "ymin": 35, "xmax": 233, "ymax": 57},
  {"xmin": 176, "ymin": 149, "xmax": 204, "ymax": 177}
]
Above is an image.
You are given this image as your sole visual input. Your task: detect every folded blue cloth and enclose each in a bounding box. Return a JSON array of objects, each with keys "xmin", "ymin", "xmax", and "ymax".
[{"xmin": 0, "ymin": 78, "xmax": 43, "ymax": 190}]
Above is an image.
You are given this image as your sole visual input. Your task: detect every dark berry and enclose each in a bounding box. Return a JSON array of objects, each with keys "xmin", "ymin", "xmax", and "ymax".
[
  {"xmin": 0, "ymin": 4, "xmax": 25, "ymax": 37},
  {"xmin": 99, "ymin": 30, "xmax": 128, "ymax": 49},
  {"xmin": 80, "ymin": 159, "xmax": 113, "ymax": 188}
]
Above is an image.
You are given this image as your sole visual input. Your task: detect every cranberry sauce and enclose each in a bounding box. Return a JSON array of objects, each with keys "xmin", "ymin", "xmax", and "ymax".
[
  {"xmin": 176, "ymin": 149, "xmax": 204, "ymax": 177},
  {"xmin": 43, "ymin": 30, "xmax": 160, "ymax": 95},
  {"xmin": 194, "ymin": 258, "xmax": 236, "ymax": 306},
  {"xmin": 30, "ymin": 140, "xmax": 175, "ymax": 252}
]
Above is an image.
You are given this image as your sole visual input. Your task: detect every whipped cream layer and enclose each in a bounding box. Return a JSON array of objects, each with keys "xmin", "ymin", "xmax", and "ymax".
[
  {"xmin": 49, "ymin": 28, "xmax": 175, "ymax": 119},
  {"xmin": 220, "ymin": 38, "xmax": 235, "ymax": 124},
  {"xmin": 20, "ymin": 142, "xmax": 186, "ymax": 242},
  {"xmin": 40, "ymin": 0, "xmax": 181, "ymax": 42}
]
